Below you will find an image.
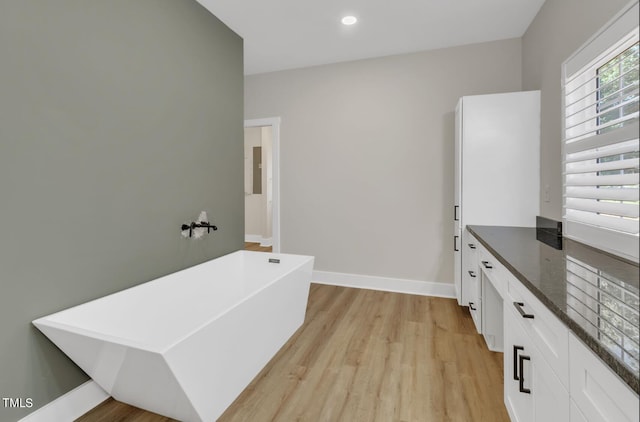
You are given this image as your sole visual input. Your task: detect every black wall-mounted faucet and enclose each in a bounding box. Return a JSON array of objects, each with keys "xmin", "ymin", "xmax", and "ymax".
[{"xmin": 181, "ymin": 221, "xmax": 218, "ymax": 238}]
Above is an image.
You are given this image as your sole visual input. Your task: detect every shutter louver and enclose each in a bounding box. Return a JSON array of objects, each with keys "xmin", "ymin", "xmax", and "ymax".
[{"xmin": 562, "ymin": 4, "xmax": 639, "ymax": 262}]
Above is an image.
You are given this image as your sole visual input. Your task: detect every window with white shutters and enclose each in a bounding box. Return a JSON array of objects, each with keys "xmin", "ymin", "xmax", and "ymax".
[{"xmin": 562, "ymin": 1, "xmax": 639, "ymax": 262}]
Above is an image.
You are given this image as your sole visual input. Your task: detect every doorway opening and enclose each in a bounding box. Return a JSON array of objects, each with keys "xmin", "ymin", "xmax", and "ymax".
[{"xmin": 244, "ymin": 117, "xmax": 281, "ymax": 253}]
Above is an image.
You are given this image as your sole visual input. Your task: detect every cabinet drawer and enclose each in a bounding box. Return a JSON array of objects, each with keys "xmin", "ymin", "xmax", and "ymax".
[
  {"xmin": 465, "ymin": 231, "xmax": 479, "ymax": 258},
  {"xmin": 506, "ymin": 275, "xmax": 569, "ymax": 389},
  {"xmin": 477, "ymin": 245, "xmax": 507, "ymax": 298},
  {"xmin": 569, "ymin": 333, "xmax": 639, "ymax": 422}
]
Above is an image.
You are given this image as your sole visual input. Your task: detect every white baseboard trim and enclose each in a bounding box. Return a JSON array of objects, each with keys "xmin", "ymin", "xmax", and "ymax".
[
  {"xmin": 244, "ymin": 234, "xmax": 262, "ymax": 244},
  {"xmin": 312, "ymin": 270, "xmax": 456, "ymax": 298},
  {"xmin": 259, "ymin": 237, "xmax": 273, "ymax": 247},
  {"xmin": 19, "ymin": 381, "xmax": 108, "ymax": 422},
  {"xmin": 244, "ymin": 235, "xmax": 273, "ymax": 247}
]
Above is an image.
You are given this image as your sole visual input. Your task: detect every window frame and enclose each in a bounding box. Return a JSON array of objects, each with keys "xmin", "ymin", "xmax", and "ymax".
[{"xmin": 561, "ymin": 1, "xmax": 640, "ymax": 263}]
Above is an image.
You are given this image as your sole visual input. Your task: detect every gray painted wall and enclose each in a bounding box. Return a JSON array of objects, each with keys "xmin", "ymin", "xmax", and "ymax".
[
  {"xmin": 522, "ymin": 0, "xmax": 631, "ymax": 220},
  {"xmin": 245, "ymin": 38, "xmax": 522, "ymax": 284},
  {"xmin": 0, "ymin": 1, "xmax": 243, "ymax": 420}
]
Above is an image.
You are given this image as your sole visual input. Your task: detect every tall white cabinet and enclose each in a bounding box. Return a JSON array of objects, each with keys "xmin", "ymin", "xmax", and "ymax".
[{"xmin": 454, "ymin": 91, "xmax": 540, "ymax": 307}]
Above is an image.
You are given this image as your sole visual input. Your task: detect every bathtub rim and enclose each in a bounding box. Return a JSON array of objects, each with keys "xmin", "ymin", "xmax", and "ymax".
[{"xmin": 32, "ymin": 250, "xmax": 314, "ymax": 353}]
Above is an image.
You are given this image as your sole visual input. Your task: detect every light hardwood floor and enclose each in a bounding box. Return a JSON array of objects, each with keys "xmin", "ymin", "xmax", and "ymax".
[
  {"xmin": 244, "ymin": 242, "xmax": 273, "ymax": 253},
  {"xmin": 77, "ymin": 285, "xmax": 509, "ymax": 422}
]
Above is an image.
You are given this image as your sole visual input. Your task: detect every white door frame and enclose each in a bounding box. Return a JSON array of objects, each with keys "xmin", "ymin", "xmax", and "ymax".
[{"xmin": 244, "ymin": 117, "xmax": 281, "ymax": 253}]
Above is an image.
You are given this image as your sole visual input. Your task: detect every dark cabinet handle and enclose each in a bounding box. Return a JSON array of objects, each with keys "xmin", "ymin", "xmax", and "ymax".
[
  {"xmin": 513, "ymin": 345, "xmax": 524, "ymax": 380},
  {"xmin": 468, "ymin": 243, "xmax": 476, "ymax": 249},
  {"xmin": 513, "ymin": 302, "xmax": 535, "ymax": 319},
  {"xmin": 481, "ymin": 260, "xmax": 493, "ymax": 269},
  {"xmin": 468, "ymin": 270, "xmax": 476, "ymax": 278},
  {"xmin": 454, "ymin": 205, "xmax": 459, "ymax": 221},
  {"xmin": 519, "ymin": 354, "xmax": 531, "ymax": 394},
  {"xmin": 469, "ymin": 302, "xmax": 476, "ymax": 311},
  {"xmin": 454, "ymin": 235, "xmax": 459, "ymax": 252}
]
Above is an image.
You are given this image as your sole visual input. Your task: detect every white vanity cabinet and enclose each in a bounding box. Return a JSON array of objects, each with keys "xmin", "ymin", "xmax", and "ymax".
[
  {"xmin": 504, "ymin": 304, "xmax": 534, "ymax": 422},
  {"xmin": 465, "ymin": 232, "xmax": 509, "ymax": 351},
  {"xmin": 569, "ymin": 334, "xmax": 639, "ymax": 422},
  {"xmin": 504, "ymin": 296, "xmax": 570, "ymax": 422},
  {"xmin": 504, "ymin": 271, "xmax": 570, "ymax": 389},
  {"xmin": 474, "ymin": 243, "xmax": 639, "ymax": 422}
]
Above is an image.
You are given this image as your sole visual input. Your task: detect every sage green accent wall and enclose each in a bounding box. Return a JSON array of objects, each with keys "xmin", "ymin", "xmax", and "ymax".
[
  {"xmin": 522, "ymin": 0, "xmax": 631, "ymax": 220},
  {"xmin": 0, "ymin": 1, "xmax": 243, "ymax": 420}
]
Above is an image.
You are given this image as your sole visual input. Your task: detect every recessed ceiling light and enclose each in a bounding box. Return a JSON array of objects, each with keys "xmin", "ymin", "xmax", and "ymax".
[{"xmin": 341, "ymin": 16, "xmax": 358, "ymax": 26}]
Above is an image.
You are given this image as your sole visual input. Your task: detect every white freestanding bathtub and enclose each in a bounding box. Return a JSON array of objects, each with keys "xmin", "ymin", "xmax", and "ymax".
[{"xmin": 33, "ymin": 250, "xmax": 314, "ymax": 422}]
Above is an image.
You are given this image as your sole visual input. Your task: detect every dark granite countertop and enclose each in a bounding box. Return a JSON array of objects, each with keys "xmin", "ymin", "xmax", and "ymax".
[{"xmin": 467, "ymin": 225, "xmax": 639, "ymax": 395}]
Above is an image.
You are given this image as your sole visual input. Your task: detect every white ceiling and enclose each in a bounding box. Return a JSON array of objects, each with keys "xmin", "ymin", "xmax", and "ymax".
[{"xmin": 196, "ymin": 0, "xmax": 546, "ymax": 75}]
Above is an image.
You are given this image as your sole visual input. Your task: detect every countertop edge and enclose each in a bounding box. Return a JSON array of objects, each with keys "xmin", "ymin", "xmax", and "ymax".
[{"xmin": 467, "ymin": 225, "xmax": 640, "ymax": 396}]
